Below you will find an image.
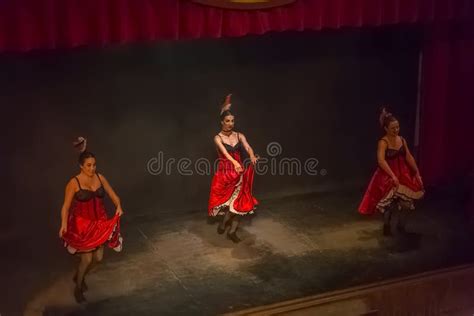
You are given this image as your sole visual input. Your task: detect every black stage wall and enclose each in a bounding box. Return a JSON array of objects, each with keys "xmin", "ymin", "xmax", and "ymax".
[{"xmin": 0, "ymin": 27, "xmax": 420, "ymax": 232}]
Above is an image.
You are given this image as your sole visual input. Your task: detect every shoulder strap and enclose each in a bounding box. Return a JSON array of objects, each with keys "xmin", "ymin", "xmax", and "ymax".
[
  {"xmin": 74, "ymin": 177, "xmax": 82, "ymax": 189},
  {"xmin": 400, "ymin": 136, "xmax": 408, "ymax": 151},
  {"xmin": 400, "ymin": 136, "xmax": 406, "ymax": 145},
  {"xmin": 96, "ymin": 173, "xmax": 103, "ymax": 185}
]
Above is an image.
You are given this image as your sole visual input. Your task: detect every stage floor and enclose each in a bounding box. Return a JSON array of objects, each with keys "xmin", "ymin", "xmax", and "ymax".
[{"xmin": 4, "ymin": 190, "xmax": 474, "ymax": 316}]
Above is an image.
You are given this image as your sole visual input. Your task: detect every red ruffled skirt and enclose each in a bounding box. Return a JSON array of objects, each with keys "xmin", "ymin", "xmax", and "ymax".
[
  {"xmin": 359, "ymin": 156, "xmax": 424, "ymax": 215},
  {"xmin": 62, "ymin": 198, "xmax": 122, "ymax": 254},
  {"xmin": 208, "ymin": 152, "xmax": 258, "ymax": 216}
]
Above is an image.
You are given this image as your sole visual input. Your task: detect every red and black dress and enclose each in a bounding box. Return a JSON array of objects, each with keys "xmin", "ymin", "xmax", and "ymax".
[
  {"xmin": 359, "ymin": 137, "xmax": 424, "ymax": 215},
  {"xmin": 208, "ymin": 133, "xmax": 258, "ymax": 216},
  {"xmin": 62, "ymin": 174, "xmax": 122, "ymax": 254}
]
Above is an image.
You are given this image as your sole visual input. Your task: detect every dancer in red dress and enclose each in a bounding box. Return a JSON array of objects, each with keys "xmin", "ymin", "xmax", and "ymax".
[
  {"xmin": 59, "ymin": 137, "xmax": 124, "ymax": 303},
  {"xmin": 208, "ymin": 94, "xmax": 259, "ymax": 243},
  {"xmin": 359, "ymin": 108, "xmax": 424, "ymax": 236}
]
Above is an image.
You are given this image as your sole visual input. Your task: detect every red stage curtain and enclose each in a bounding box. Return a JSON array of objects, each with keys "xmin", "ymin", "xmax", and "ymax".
[
  {"xmin": 0, "ymin": 0, "xmax": 472, "ymax": 52},
  {"xmin": 419, "ymin": 20, "xmax": 474, "ymax": 186}
]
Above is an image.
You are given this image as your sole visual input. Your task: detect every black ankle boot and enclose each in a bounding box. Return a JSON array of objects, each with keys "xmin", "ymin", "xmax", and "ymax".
[
  {"xmin": 74, "ymin": 285, "xmax": 86, "ymax": 303},
  {"xmin": 397, "ymin": 223, "xmax": 407, "ymax": 234},
  {"xmin": 217, "ymin": 225, "xmax": 225, "ymax": 234},
  {"xmin": 227, "ymin": 231, "xmax": 241, "ymax": 243},
  {"xmin": 383, "ymin": 224, "xmax": 392, "ymax": 236},
  {"xmin": 217, "ymin": 220, "xmax": 231, "ymax": 234},
  {"xmin": 73, "ymin": 273, "xmax": 88, "ymax": 292}
]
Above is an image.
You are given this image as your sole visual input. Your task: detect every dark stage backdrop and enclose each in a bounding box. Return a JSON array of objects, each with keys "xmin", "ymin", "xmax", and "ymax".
[{"xmin": 1, "ymin": 26, "xmax": 420, "ymax": 233}]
